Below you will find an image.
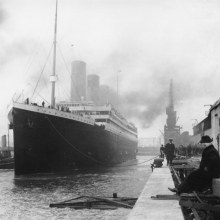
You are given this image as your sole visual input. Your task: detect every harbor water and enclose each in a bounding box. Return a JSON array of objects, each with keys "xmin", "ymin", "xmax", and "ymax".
[{"xmin": 0, "ymin": 155, "xmax": 155, "ymax": 220}]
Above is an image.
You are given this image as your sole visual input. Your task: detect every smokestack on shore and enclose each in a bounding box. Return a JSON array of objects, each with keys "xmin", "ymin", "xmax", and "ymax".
[
  {"xmin": 71, "ymin": 60, "xmax": 86, "ymax": 102},
  {"xmin": 1, "ymin": 135, "xmax": 6, "ymax": 148}
]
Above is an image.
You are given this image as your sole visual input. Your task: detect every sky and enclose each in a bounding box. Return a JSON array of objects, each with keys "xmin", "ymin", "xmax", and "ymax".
[{"xmin": 1, "ymin": 0, "xmax": 220, "ymax": 139}]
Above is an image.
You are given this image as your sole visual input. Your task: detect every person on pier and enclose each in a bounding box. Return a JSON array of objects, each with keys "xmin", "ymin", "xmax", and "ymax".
[
  {"xmin": 160, "ymin": 144, "xmax": 165, "ymax": 158},
  {"xmin": 168, "ymin": 135, "xmax": 220, "ymax": 195},
  {"xmin": 165, "ymin": 138, "xmax": 176, "ymax": 165}
]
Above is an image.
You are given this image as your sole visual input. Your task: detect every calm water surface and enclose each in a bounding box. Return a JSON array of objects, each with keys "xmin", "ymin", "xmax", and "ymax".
[{"xmin": 0, "ymin": 155, "xmax": 154, "ymax": 220}]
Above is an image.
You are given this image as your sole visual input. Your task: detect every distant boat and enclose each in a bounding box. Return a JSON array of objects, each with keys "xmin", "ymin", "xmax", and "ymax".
[
  {"xmin": 0, "ymin": 148, "xmax": 14, "ymax": 169},
  {"xmin": 0, "ymin": 158, "xmax": 14, "ymax": 169},
  {"xmin": 7, "ymin": 0, "xmax": 138, "ymax": 175},
  {"xmin": 50, "ymin": 195, "xmax": 137, "ymax": 209}
]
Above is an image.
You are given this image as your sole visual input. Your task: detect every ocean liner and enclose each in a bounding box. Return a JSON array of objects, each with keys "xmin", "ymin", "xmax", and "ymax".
[{"xmin": 8, "ymin": 1, "xmax": 138, "ymax": 175}]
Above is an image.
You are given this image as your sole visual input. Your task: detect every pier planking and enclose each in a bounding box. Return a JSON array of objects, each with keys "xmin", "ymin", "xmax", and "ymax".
[{"xmin": 127, "ymin": 164, "xmax": 184, "ymax": 220}]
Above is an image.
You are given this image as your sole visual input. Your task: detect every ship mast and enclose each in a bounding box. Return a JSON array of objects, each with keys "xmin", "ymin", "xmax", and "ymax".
[{"xmin": 50, "ymin": 0, "xmax": 58, "ymax": 108}]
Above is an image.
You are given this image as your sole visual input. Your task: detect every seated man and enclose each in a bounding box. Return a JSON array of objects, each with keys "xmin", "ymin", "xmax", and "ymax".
[{"xmin": 169, "ymin": 135, "xmax": 220, "ymax": 194}]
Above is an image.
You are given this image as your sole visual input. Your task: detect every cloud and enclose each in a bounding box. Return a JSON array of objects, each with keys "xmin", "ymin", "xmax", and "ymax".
[
  {"xmin": 0, "ymin": 3, "xmax": 6, "ymax": 24},
  {"xmin": 0, "ymin": 39, "xmax": 34, "ymax": 68}
]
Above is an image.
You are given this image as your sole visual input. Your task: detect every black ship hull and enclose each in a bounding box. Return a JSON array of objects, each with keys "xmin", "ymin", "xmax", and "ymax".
[{"xmin": 11, "ymin": 105, "xmax": 137, "ymax": 175}]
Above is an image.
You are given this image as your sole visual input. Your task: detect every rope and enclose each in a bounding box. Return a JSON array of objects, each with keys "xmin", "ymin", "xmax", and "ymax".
[
  {"xmin": 117, "ymin": 155, "xmax": 159, "ymax": 167},
  {"xmin": 28, "ymin": 84, "xmax": 50, "ymax": 105},
  {"xmin": 45, "ymin": 115, "xmax": 157, "ymax": 167},
  {"xmin": 57, "ymin": 44, "xmax": 71, "ymax": 75},
  {"xmin": 56, "ymin": 44, "xmax": 71, "ymax": 100},
  {"xmin": 31, "ymin": 43, "xmax": 53, "ymax": 99},
  {"xmin": 35, "ymin": 92, "xmax": 50, "ymax": 105},
  {"xmin": 46, "ymin": 116, "xmax": 107, "ymax": 165},
  {"xmin": 56, "ymin": 44, "xmax": 84, "ymax": 101}
]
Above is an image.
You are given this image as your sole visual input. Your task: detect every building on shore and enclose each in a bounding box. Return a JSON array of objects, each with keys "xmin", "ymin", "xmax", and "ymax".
[
  {"xmin": 192, "ymin": 113, "xmax": 211, "ymax": 143},
  {"xmin": 192, "ymin": 98, "xmax": 220, "ymax": 152}
]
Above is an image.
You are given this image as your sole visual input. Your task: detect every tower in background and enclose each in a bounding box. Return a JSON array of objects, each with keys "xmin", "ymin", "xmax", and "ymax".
[{"xmin": 164, "ymin": 80, "xmax": 181, "ymax": 144}]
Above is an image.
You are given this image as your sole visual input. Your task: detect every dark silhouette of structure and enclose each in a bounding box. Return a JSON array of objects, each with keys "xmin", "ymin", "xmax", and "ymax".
[{"xmin": 164, "ymin": 80, "xmax": 181, "ymax": 145}]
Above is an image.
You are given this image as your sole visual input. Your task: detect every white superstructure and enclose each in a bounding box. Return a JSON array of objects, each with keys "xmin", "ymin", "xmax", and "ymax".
[{"xmin": 58, "ymin": 101, "xmax": 137, "ymax": 140}]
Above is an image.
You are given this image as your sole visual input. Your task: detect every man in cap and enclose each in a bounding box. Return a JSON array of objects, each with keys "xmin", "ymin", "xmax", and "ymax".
[
  {"xmin": 168, "ymin": 135, "xmax": 220, "ymax": 194},
  {"xmin": 165, "ymin": 138, "xmax": 176, "ymax": 165}
]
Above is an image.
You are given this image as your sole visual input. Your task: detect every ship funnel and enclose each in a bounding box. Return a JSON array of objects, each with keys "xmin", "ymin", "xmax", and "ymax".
[
  {"xmin": 71, "ymin": 60, "xmax": 86, "ymax": 102},
  {"xmin": 87, "ymin": 74, "xmax": 100, "ymax": 104}
]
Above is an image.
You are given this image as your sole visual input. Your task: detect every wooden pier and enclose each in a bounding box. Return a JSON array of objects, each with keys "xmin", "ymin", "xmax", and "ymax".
[{"xmin": 127, "ymin": 164, "xmax": 184, "ymax": 220}]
